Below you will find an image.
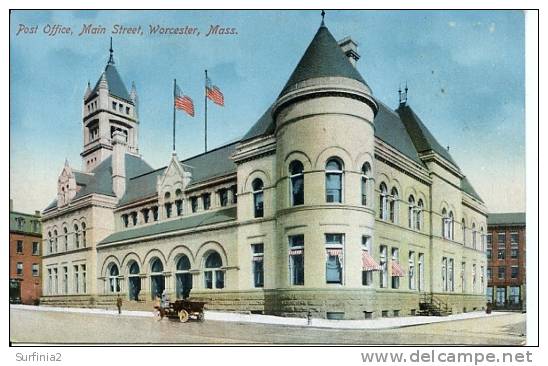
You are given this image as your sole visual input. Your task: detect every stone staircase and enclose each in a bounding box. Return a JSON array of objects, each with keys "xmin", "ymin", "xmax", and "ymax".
[{"xmin": 418, "ymin": 293, "xmax": 452, "ymax": 316}]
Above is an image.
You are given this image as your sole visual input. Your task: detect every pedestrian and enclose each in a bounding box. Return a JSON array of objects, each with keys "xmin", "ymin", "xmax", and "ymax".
[
  {"xmin": 307, "ymin": 310, "xmax": 312, "ymax": 326},
  {"xmin": 116, "ymin": 295, "xmax": 123, "ymax": 315}
]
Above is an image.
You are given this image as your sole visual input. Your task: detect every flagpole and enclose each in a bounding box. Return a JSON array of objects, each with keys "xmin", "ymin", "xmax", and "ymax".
[
  {"xmin": 204, "ymin": 69, "xmax": 208, "ymax": 153},
  {"xmin": 173, "ymin": 78, "xmax": 176, "ymax": 152}
]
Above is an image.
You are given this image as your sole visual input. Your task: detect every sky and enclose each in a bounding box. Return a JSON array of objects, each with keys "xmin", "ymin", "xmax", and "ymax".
[{"xmin": 9, "ymin": 10, "xmax": 526, "ymax": 214}]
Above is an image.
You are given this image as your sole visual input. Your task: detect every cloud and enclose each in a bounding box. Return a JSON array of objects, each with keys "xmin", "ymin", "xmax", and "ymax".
[{"xmin": 448, "ymin": 21, "xmax": 457, "ymax": 27}]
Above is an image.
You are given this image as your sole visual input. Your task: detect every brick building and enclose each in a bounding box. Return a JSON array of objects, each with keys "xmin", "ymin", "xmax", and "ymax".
[
  {"xmin": 9, "ymin": 199, "xmax": 42, "ymax": 304},
  {"xmin": 486, "ymin": 212, "xmax": 526, "ymax": 310}
]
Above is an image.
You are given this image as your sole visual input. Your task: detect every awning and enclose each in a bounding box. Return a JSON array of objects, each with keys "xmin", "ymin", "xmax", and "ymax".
[
  {"xmin": 289, "ymin": 248, "xmax": 303, "ymax": 255},
  {"xmin": 326, "ymin": 248, "xmax": 343, "ymax": 257},
  {"xmin": 362, "ymin": 251, "xmax": 382, "ymax": 271},
  {"xmin": 391, "ymin": 261, "xmax": 406, "ymax": 277}
]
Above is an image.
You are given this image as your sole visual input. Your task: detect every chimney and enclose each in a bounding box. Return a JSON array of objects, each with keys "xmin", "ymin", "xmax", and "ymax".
[
  {"xmin": 112, "ymin": 130, "xmax": 127, "ymax": 198},
  {"xmin": 338, "ymin": 36, "xmax": 360, "ymax": 68}
]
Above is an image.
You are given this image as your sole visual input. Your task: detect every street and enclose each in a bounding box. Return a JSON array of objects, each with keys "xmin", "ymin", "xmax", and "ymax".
[{"xmin": 10, "ymin": 308, "xmax": 526, "ymax": 345}]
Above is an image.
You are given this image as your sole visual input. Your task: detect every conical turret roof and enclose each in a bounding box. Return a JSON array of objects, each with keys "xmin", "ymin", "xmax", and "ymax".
[{"xmin": 279, "ymin": 24, "xmax": 369, "ymax": 97}]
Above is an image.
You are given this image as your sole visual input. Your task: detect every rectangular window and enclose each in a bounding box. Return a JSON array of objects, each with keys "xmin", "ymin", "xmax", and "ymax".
[
  {"xmin": 202, "ymin": 193, "xmax": 211, "ymax": 211},
  {"xmin": 142, "ymin": 208, "xmax": 150, "ymax": 223},
  {"xmin": 391, "ymin": 247, "xmax": 400, "ymax": 289},
  {"xmin": 32, "ymin": 264, "xmax": 39, "ymax": 277},
  {"xmin": 73, "ymin": 265, "xmax": 79, "ymax": 294},
  {"xmin": 486, "ymin": 249, "xmax": 492, "ymax": 259},
  {"xmin": 379, "ymin": 245, "xmax": 388, "ymax": 288},
  {"xmin": 63, "ymin": 267, "xmax": 68, "ymax": 294},
  {"xmin": 498, "ymin": 266, "xmax": 506, "ymax": 280},
  {"xmin": 487, "ymin": 267, "xmax": 492, "ymax": 281},
  {"xmin": 449, "ymin": 258, "xmax": 454, "ymax": 292},
  {"xmin": 219, "ymin": 189, "xmax": 228, "ymax": 207},
  {"xmin": 325, "ymin": 173, "xmax": 342, "ymax": 203},
  {"xmin": 204, "ymin": 271, "xmax": 213, "ymax": 289},
  {"xmin": 510, "ymin": 232, "xmax": 519, "ymax": 245},
  {"xmin": 442, "ymin": 257, "xmax": 447, "ymax": 291},
  {"xmin": 191, "ymin": 197, "xmax": 198, "ymax": 213},
  {"xmin": 511, "ymin": 266, "xmax": 519, "ymax": 279},
  {"xmin": 165, "ymin": 202, "xmax": 172, "ymax": 218},
  {"xmin": 47, "ymin": 269, "xmax": 52, "ymax": 295},
  {"xmin": 289, "ymin": 235, "xmax": 304, "ymax": 286},
  {"xmin": 361, "ymin": 236, "xmax": 373, "ymax": 286},
  {"xmin": 498, "ymin": 248, "xmax": 506, "ymax": 260},
  {"xmin": 152, "ymin": 206, "xmax": 159, "ymax": 221},
  {"xmin": 472, "ymin": 264, "xmax": 477, "ymax": 291},
  {"xmin": 30, "ymin": 238, "xmax": 41, "ymax": 255},
  {"xmin": 175, "ymin": 200, "xmax": 183, "ymax": 216},
  {"xmin": 126, "ymin": 106, "xmax": 130, "ymax": 115},
  {"xmin": 251, "ymin": 244, "xmax": 264, "ymax": 288},
  {"xmin": 498, "ymin": 232, "xmax": 506, "ymax": 245},
  {"xmin": 509, "ymin": 286, "xmax": 520, "ymax": 304},
  {"xmin": 81, "ymin": 265, "xmax": 87, "ymax": 293},
  {"xmin": 418, "ymin": 253, "xmax": 425, "ymax": 292},
  {"xmin": 325, "ymin": 234, "xmax": 344, "ymax": 284},
  {"xmin": 16, "ymin": 262, "xmax": 23, "ymax": 276},
  {"xmin": 16, "ymin": 240, "xmax": 23, "ymax": 253},
  {"xmin": 511, "ymin": 248, "xmax": 519, "ymax": 259},
  {"xmin": 112, "ymin": 101, "xmax": 117, "ymax": 110},
  {"xmin": 487, "ymin": 233, "xmax": 492, "ymax": 246},
  {"xmin": 408, "ymin": 251, "xmax": 416, "ymax": 290},
  {"xmin": 496, "ymin": 287, "xmax": 506, "ymax": 304}
]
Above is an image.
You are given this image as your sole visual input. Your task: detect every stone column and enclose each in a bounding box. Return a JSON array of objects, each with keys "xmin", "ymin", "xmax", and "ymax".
[{"xmin": 140, "ymin": 274, "xmax": 148, "ymax": 301}]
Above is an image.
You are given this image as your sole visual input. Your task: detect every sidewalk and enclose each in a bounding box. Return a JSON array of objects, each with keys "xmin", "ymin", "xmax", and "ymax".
[{"xmin": 10, "ymin": 304, "xmax": 512, "ymax": 330}]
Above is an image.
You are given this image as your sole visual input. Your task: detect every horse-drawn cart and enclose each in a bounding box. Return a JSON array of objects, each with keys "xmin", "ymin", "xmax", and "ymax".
[{"xmin": 155, "ymin": 299, "xmax": 207, "ymax": 322}]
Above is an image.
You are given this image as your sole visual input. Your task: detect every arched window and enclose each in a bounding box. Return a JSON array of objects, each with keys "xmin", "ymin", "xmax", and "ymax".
[
  {"xmin": 461, "ymin": 219, "xmax": 466, "ymax": 245},
  {"xmin": 325, "ymin": 158, "xmax": 343, "ymax": 203},
  {"xmin": 122, "ymin": 214, "xmax": 129, "ymax": 228},
  {"xmin": 361, "ymin": 162, "xmax": 371, "ymax": 206},
  {"xmin": 416, "ymin": 199, "xmax": 424, "ymax": 231},
  {"xmin": 74, "ymin": 224, "xmax": 80, "ymax": 249},
  {"xmin": 108, "ymin": 263, "xmax": 120, "ymax": 293},
  {"xmin": 176, "ymin": 255, "xmax": 192, "ymax": 299},
  {"xmin": 63, "ymin": 226, "xmax": 68, "ymax": 251},
  {"xmin": 81, "ymin": 222, "xmax": 87, "ymax": 247},
  {"xmin": 53, "ymin": 230, "xmax": 58, "ymax": 252},
  {"xmin": 127, "ymin": 261, "xmax": 140, "ymax": 301},
  {"xmin": 408, "ymin": 195, "xmax": 415, "ymax": 229},
  {"xmin": 175, "ymin": 189, "xmax": 183, "ymax": 216},
  {"xmin": 449, "ymin": 211, "xmax": 454, "ymax": 240},
  {"xmin": 252, "ymin": 178, "xmax": 264, "ymax": 218},
  {"xmin": 289, "ymin": 160, "xmax": 304, "ymax": 206},
  {"xmin": 150, "ymin": 258, "xmax": 165, "ymax": 299},
  {"xmin": 389, "ymin": 187, "xmax": 399, "ymax": 223},
  {"xmin": 48, "ymin": 231, "xmax": 53, "ymax": 254},
  {"xmin": 480, "ymin": 226, "xmax": 485, "ymax": 251},
  {"xmin": 472, "ymin": 223, "xmax": 477, "ymax": 249},
  {"xmin": 442, "ymin": 208, "xmax": 448, "ymax": 238},
  {"xmin": 130, "ymin": 212, "xmax": 138, "ymax": 226},
  {"xmin": 204, "ymin": 251, "xmax": 224, "ymax": 289},
  {"xmin": 379, "ymin": 183, "xmax": 388, "ymax": 220}
]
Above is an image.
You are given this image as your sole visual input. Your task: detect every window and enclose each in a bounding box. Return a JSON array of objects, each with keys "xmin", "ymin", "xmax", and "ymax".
[
  {"xmin": 480, "ymin": 265, "xmax": 485, "ymax": 292},
  {"xmin": 48, "ymin": 232, "xmax": 53, "ymax": 254},
  {"xmin": 81, "ymin": 222, "xmax": 87, "ymax": 247},
  {"xmin": 379, "ymin": 245, "xmax": 388, "ymax": 288},
  {"xmin": 408, "ymin": 195, "xmax": 415, "ymax": 229},
  {"xmin": 498, "ymin": 266, "xmax": 505, "ymax": 280},
  {"xmin": 496, "ymin": 287, "xmax": 506, "ymax": 304},
  {"xmin": 472, "ymin": 264, "xmax": 477, "ymax": 292},
  {"xmin": 202, "ymin": 193, "xmax": 211, "ymax": 211},
  {"xmin": 252, "ymin": 179, "xmax": 264, "ymax": 218},
  {"xmin": 219, "ymin": 189, "xmax": 228, "ymax": 207},
  {"xmin": 131, "ymin": 212, "xmax": 138, "ymax": 226},
  {"xmin": 289, "ymin": 160, "xmax": 304, "ymax": 206},
  {"xmin": 480, "ymin": 227, "xmax": 485, "ymax": 251},
  {"xmin": 150, "ymin": 258, "xmax": 165, "ymax": 299},
  {"xmin": 73, "ymin": 265, "xmax": 79, "ymax": 294},
  {"xmin": 62, "ymin": 266, "xmax": 68, "ymax": 294},
  {"xmin": 122, "ymin": 214, "xmax": 129, "ymax": 228},
  {"xmin": 498, "ymin": 248, "xmax": 506, "ymax": 260},
  {"xmin": 379, "ymin": 183, "xmax": 388, "ymax": 220},
  {"xmin": 126, "ymin": 106, "xmax": 130, "ymax": 115},
  {"xmin": 175, "ymin": 255, "xmax": 192, "ymax": 299},
  {"xmin": 408, "ymin": 251, "xmax": 416, "ymax": 290},
  {"xmin": 325, "ymin": 158, "xmax": 343, "ymax": 203},
  {"xmin": 487, "ymin": 267, "xmax": 492, "ymax": 281},
  {"xmin": 442, "ymin": 257, "xmax": 447, "ymax": 291},
  {"xmin": 128, "ymin": 261, "xmax": 140, "ymax": 300},
  {"xmin": 74, "ymin": 224, "xmax": 80, "ymax": 248},
  {"xmin": 165, "ymin": 192, "xmax": 172, "ymax": 217},
  {"xmin": 487, "ymin": 248, "xmax": 493, "ymax": 259},
  {"xmin": 32, "ymin": 264, "xmax": 39, "ymax": 277},
  {"xmin": 152, "ymin": 206, "xmax": 159, "ymax": 221},
  {"xmin": 63, "ymin": 227, "xmax": 68, "ymax": 251},
  {"xmin": 191, "ymin": 197, "xmax": 198, "ymax": 213},
  {"xmin": 204, "ymin": 252, "xmax": 224, "ymax": 289},
  {"xmin": 119, "ymin": 103, "xmax": 123, "ymax": 112},
  {"xmin": 53, "ymin": 230, "xmax": 58, "ymax": 252},
  {"xmin": 16, "ymin": 240, "xmax": 23, "ymax": 253},
  {"xmin": 472, "ymin": 223, "xmax": 477, "ymax": 249},
  {"xmin": 81, "ymin": 265, "xmax": 87, "ymax": 293},
  {"xmin": 325, "ymin": 234, "xmax": 344, "ymax": 284},
  {"xmin": 511, "ymin": 248, "xmax": 519, "ymax": 259},
  {"xmin": 251, "ymin": 244, "xmax": 264, "ymax": 288},
  {"xmin": 112, "ymin": 101, "xmax": 117, "ymax": 110},
  {"xmin": 361, "ymin": 162, "xmax": 371, "ymax": 206},
  {"xmin": 509, "ymin": 286, "xmax": 520, "ymax": 304},
  {"xmin": 462, "ymin": 219, "xmax": 466, "ymax": 245},
  {"xmin": 389, "ymin": 188, "xmax": 399, "ymax": 223},
  {"xmin": 16, "ymin": 262, "xmax": 23, "ymax": 276},
  {"xmin": 442, "ymin": 209, "xmax": 448, "ymax": 238},
  {"xmin": 498, "ymin": 232, "xmax": 506, "ymax": 245},
  {"xmin": 175, "ymin": 200, "xmax": 183, "ymax": 216},
  {"xmin": 142, "ymin": 208, "xmax": 150, "ymax": 223},
  {"xmin": 418, "ymin": 253, "xmax": 425, "ymax": 291},
  {"xmin": 391, "ymin": 248, "xmax": 402, "ymax": 289},
  {"xmin": 416, "ymin": 199, "xmax": 424, "ymax": 230},
  {"xmin": 511, "ymin": 266, "xmax": 519, "ymax": 279},
  {"xmin": 108, "ymin": 263, "xmax": 120, "ymax": 293},
  {"xmin": 487, "ymin": 233, "xmax": 492, "ymax": 246},
  {"xmin": 32, "ymin": 241, "xmax": 39, "ymax": 255},
  {"xmin": 361, "ymin": 236, "xmax": 379, "ymax": 286},
  {"xmin": 289, "ymin": 235, "xmax": 304, "ymax": 286},
  {"xmin": 462, "ymin": 262, "xmax": 467, "ymax": 292},
  {"xmin": 510, "ymin": 232, "xmax": 519, "ymax": 245},
  {"xmin": 448, "ymin": 258, "xmax": 454, "ymax": 292},
  {"xmin": 449, "ymin": 212, "xmax": 454, "ymax": 240}
]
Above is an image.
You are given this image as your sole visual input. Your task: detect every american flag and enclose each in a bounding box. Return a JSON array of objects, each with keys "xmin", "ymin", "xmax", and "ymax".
[
  {"xmin": 206, "ymin": 77, "xmax": 224, "ymax": 106},
  {"xmin": 174, "ymin": 84, "xmax": 195, "ymax": 117}
]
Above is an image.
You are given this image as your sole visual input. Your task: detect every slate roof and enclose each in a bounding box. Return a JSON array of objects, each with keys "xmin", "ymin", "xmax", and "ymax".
[
  {"xmin": 487, "ymin": 212, "xmax": 526, "ymax": 226},
  {"xmin": 87, "ymin": 63, "xmax": 132, "ymax": 102},
  {"xmin": 279, "ymin": 24, "xmax": 369, "ymax": 97},
  {"xmin": 241, "ymin": 104, "xmax": 275, "ymax": 142},
  {"xmin": 98, "ymin": 207, "xmax": 237, "ymax": 245},
  {"xmin": 460, "ymin": 176, "xmax": 483, "ymax": 203}
]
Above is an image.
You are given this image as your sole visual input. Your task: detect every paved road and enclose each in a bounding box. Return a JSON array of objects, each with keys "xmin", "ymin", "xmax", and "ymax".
[{"xmin": 10, "ymin": 308, "xmax": 526, "ymax": 345}]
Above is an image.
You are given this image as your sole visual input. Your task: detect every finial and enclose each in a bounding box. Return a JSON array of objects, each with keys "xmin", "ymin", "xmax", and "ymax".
[
  {"xmin": 321, "ymin": 10, "xmax": 326, "ymax": 26},
  {"xmin": 108, "ymin": 36, "xmax": 115, "ymax": 65}
]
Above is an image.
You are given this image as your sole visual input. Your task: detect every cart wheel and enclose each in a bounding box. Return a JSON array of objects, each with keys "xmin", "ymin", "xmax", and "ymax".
[
  {"xmin": 178, "ymin": 310, "xmax": 189, "ymax": 323},
  {"xmin": 197, "ymin": 312, "xmax": 205, "ymax": 322}
]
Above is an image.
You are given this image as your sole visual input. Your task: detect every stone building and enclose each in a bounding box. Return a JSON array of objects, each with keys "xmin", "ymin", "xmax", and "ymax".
[
  {"xmin": 10, "ymin": 199, "xmax": 42, "ymax": 304},
  {"xmin": 486, "ymin": 212, "xmax": 526, "ymax": 310},
  {"xmin": 40, "ymin": 19, "xmax": 488, "ymax": 319}
]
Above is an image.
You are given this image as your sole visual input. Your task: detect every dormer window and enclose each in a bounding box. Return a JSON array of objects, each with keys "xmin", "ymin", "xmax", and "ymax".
[
  {"xmin": 122, "ymin": 214, "xmax": 129, "ymax": 228},
  {"xmin": 126, "ymin": 106, "xmax": 130, "ymax": 115},
  {"xmin": 118, "ymin": 103, "xmax": 123, "ymax": 112},
  {"xmin": 112, "ymin": 101, "xmax": 117, "ymax": 110}
]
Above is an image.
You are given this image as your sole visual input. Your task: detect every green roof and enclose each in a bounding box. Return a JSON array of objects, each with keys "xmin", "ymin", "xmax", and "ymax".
[
  {"xmin": 98, "ymin": 207, "xmax": 237, "ymax": 245},
  {"xmin": 488, "ymin": 212, "xmax": 526, "ymax": 226},
  {"xmin": 9, "ymin": 211, "xmax": 41, "ymax": 236},
  {"xmin": 279, "ymin": 24, "xmax": 368, "ymax": 97}
]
